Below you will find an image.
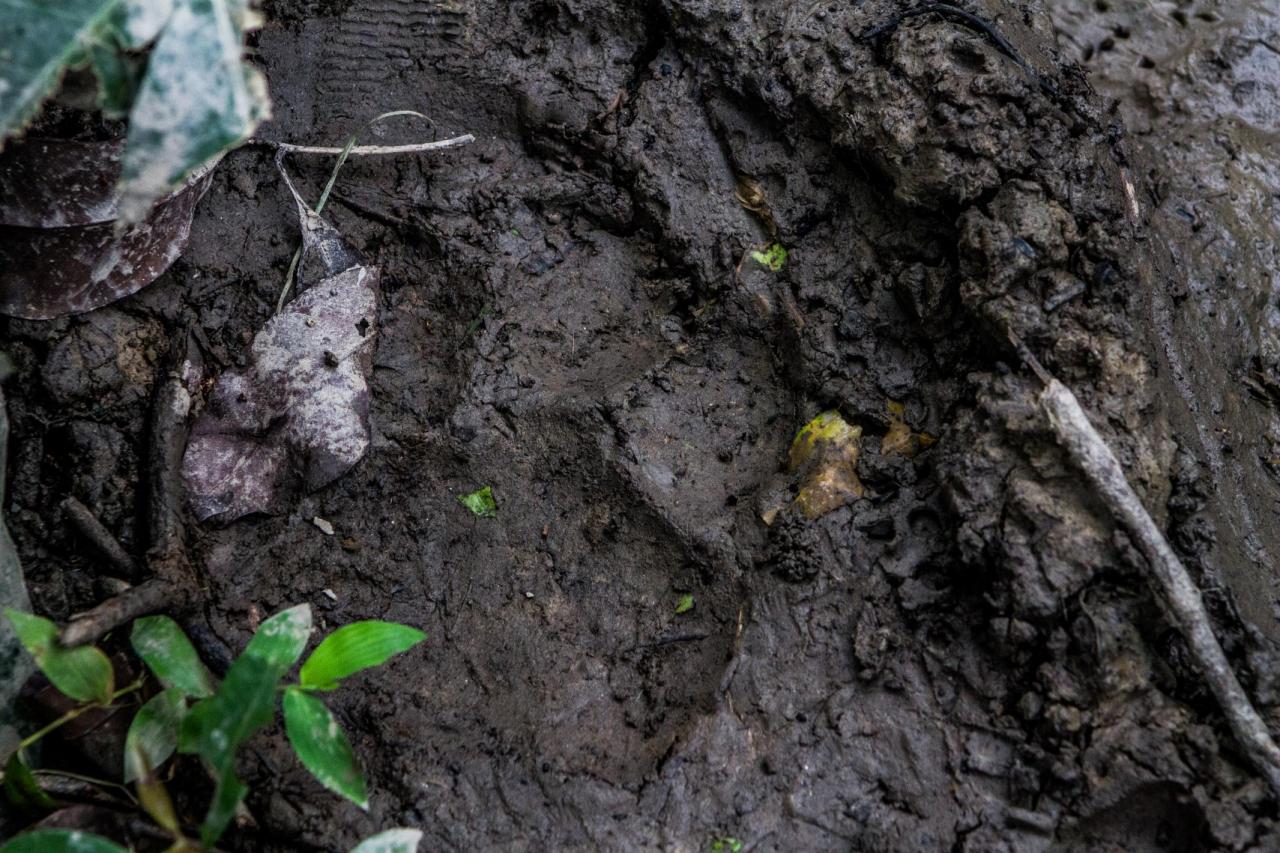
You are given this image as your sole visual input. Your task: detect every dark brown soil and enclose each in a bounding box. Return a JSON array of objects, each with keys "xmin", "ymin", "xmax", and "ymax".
[{"xmin": 5, "ymin": 0, "xmax": 1280, "ymax": 849}]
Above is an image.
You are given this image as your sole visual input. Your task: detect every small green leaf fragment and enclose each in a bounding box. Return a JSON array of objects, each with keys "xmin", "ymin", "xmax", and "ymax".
[
  {"xmin": 124, "ymin": 688, "xmax": 187, "ymax": 782},
  {"xmin": 3, "ymin": 751, "xmax": 57, "ymax": 814},
  {"xmin": 3, "ymin": 609, "xmax": 114, "ymax": 705},
  {"xmin": 300, "ymin": 621, "xmax": 426, "ymax": 691},
  {"xmin": 349, "ymin": 829, "xmax": 424, "ymax": 853},
  {"xmin": 709, "ymin": 838, "xmax": 743, "ymax": 853},
  {"xmin": 131, "ymin": 616, "xmax": 214, "ymax": 697},
  {"xmin": 458, "ymin": 486, "xmax": 497, "ymax": 518},
  {"xmin": 0, "ymin": 829, "xmax": 129, "ymax": 853},
  {"xmin": 283, "ymin": 688, "xmax": 368, "ymax": 808},
  {"xmin": 675, "ymin": 595, "xmax": 695, "ymax": 615},
  {"xmin": 749, "ymin": 243, "xmax": 787, "ymax": 272}
]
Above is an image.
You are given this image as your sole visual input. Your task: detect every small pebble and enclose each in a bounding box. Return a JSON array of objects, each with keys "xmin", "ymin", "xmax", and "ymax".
[
  {"xmin": 322, "ymin": 588, "xmax": 338, "ymax": 601},
  {"xmin": 312, "ymin": 516, "xmax": 335, "ymax": 535}
]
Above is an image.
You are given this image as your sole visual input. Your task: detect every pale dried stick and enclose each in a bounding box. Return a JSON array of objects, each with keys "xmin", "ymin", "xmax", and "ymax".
[{"xmin": 1019, "ymin": 335, "xmax": 1280, "ymax": 796}]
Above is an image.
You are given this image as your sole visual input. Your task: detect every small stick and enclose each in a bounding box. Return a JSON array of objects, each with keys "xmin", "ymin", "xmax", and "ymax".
[
  {"xmin": 61, "ymin": 496, "xmax": 139, "ymax": 580},
  {"xmin": 61, "ymin": 579, "xmax": 174, "ymax": 647},
  {"xmin": 256, "ymin": 133, "xmax": 475, "ymax": 157},
  {"xmin": 1015, "ymin": 333, "xmax": 1280, "ymax": 796}
]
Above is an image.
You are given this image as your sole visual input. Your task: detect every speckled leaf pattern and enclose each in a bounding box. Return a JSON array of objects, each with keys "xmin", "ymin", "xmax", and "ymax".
[
  {"xmin": 183, "ymin": 201, "xmax": 379, "ymax": 522},
  {"xmin": 0, "ymin": 0, "xmax": 119, "ymax": 138},
  {"xmin": 0, "ymin": 829, "xmax": 129, "ymax": 853},
  {"xmin": 349, "ymin": 829, "xmax": 424, "ymax": 853},
  {"xmin": 3, "ymin": 608, "xmax": 114, "ymax": 705},
  {"xmin": 131, "ymin": 615, "xmax": 213, "ymax": 697},
  {"xmin": 117, "ymin": 0, "xmax": 267, "ymax": 223},
  {"xmin": 283, "ymin": 687, "xmax": 368, "ymax": 808},
  {"xmin": 299, "ymin": 621, "xmax": 426, "ymax": 690}
]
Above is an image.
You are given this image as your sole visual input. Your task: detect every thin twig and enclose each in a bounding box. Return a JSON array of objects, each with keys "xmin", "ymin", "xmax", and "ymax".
[
  {"xmin": 61, "ymin": 578, "xmax": 175, "ymax": 647},
  {"xmin": 1014, "ymin": 334, "xmax": 1280, "ymax": 797},
  {"xmin": 61, "ymin": 496, "xmax": 139, "ymax": 580},
  {"xmin": 261, "ymin": 134, "xmax": 474, "ymax": 156}
]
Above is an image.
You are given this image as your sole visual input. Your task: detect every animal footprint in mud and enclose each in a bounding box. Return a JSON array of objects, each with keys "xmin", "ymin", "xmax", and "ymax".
[{"xmin": 182, "ymin": 167, "xmax": 379, "ymax": 522}]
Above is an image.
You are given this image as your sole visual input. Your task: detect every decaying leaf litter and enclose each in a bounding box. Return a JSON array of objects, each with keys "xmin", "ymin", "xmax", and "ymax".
[{"xmin": 5, "ymin": 0, "xmax": 1280, "ymax": 849}]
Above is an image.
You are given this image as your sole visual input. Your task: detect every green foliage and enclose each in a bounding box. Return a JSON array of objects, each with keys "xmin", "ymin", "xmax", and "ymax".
[
  {"xmin": 4, "ymin": 602, "xmax": 426, "ymax": 848},
  {"xmin": 749, "ymin": 243, "xmax": 788, "ymax": 272},
  {"xmin": 3, "ymin": 609, "xmax": 113, "ymax": 705},
  {"xmin": 300, "ymin": 621, "xmax": 426, "ymax": 691},
  {"xmin": 675, "ymin": 594, "xmax": 695, "ymax": 615},
  {"xmin": 123, "ymin": 687, "xmax": 186, "ymax": 782},
  {"xmin": 349, "ymin": 829, "xmax": 424, "ymax": 853},
  {"xmin": 3, "ymin": 751, "xmax": 57, "ymax": 813},
  {"xmin": 117, "ymin": 0, "xmax": 269, "ymax": 223},
  {"xmin": 709, "ymin": 838, "xmax": 743, "ymax": 853},
  {"xmin": 458, "ymin": 485, "xmax": 498, "ymax": 517},
  {"xmin": 283, "ymin": 687, "xmax": 367, "ymax": 807},
  {"xmin": 0, "ymin": 0, "xmax": 269, "ymax": 223},
  {"xmin": 180, "ymin": 604, "xmax": 311, "ymax": 847},
  {"xmin": 131, "ymin": 615, "xmax": 213, "ymax": 698},
  {"xmin": 0, "ymin": 0, "xmax": 119, "ymax": 136},
  {"xmin": 0, "ymin": 829, "xmax": 128, "ymax": 853}
]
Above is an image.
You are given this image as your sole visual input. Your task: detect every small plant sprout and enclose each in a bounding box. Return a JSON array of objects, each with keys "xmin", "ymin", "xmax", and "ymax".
[
  {"xmin": 675, "ymin": 594, "xmax": 695, "ymax": 615},
  {"xmin": 749, "ymin": 243, "xmax": 788, "ymax": 272},
  {"xmin": 1, "ymin": 605, "xmax": 427, "ymax": 850}
]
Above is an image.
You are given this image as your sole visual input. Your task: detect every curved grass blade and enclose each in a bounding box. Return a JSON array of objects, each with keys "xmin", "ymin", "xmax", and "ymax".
[
  {"xmin": 299, "ymin": 621, "xmax": 425, "ymax": 691},
  {"xmin": 283, "ymin": 687, "xmax": 367, "ymax": 808}
]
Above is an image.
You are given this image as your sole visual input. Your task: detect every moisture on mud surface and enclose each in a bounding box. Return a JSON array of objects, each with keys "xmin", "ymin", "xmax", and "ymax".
[{"xmin": 4, "ymin": 0, "xmax": 1280, "ymax": 849}]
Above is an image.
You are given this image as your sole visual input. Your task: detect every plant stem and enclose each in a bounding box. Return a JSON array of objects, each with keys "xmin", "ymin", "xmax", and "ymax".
[{"xmin": 18, "ymin": 676, "xmax": 145, "ymax": 750}]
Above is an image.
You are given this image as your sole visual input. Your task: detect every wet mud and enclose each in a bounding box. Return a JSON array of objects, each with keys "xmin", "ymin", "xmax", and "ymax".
[{"xmin": 4, "ymin": 0, "xmax": 1280, "ymax": 849}]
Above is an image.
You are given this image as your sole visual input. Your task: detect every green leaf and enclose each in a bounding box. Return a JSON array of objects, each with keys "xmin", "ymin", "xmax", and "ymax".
[
  {"xmin": 674, "ymin": 594, "xmax": 694, "ymax": 615},
  {"xmin": 131, "ymin": 616, "xmax": 214, "ymax": 698},
  {"xmin": 350, "ymin": 829, "xmax": 423, "ymax": 853},
  {"xmin": 199, "ymin": 771, "xmax": 247, "ymax": 850},
  {"xmin": 283, "ymin": 687, "xmax": 367, "ymax": 808},
  {"xmin": 242, "ymin": 603, "xmax": 313, "ymax": 672},
  {"xmin": 458, "ymin": 486, "xmax": 497, "ymax": 518},
  {"xmin": 3, "ymin": 609, "xmax": 113, "ymax": 705},
  {"xmin": 3, "ymin": 751, "xmax": 57, "ymax": 814},
  {"xmin": 87, "ymin": 34, "xmax": 142, "ymax": 117},
  {"xmin": 119, "ymin": 0, "xmax": 174, "ymax": 47},
  {"xmin": 117, "ymin": 0, "xmax": 269, "ymax": 223},
  {"xmin": 0, "ymin": 0, "xmax": 121, "ymax": 139},
  {"xmin": 749, "ymin": 243, "xmax": 788, "ymax": 272},
  {"xmin": 123, "ymin": 687, "xmax": 186, "ymax": 782},
  {"xmin": 179, "ymin": 604, "xmax": 311, "ymax": 847},
  {"xmin": 0, "ymin": 829, "xmax": 129, "ymax": 853},
  {"xmin": 299, "ymin": 621, "xmax": 425, "ymax": 691}
]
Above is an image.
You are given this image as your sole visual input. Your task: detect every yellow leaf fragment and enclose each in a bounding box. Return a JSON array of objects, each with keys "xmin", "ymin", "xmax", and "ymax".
[
  {"xmin": 880, "ymin": 400, "xmax": 936, "ymax": 458},
  {"xmin": 788, "ymin": 411, "xmax": 864, "ymax": 519}
]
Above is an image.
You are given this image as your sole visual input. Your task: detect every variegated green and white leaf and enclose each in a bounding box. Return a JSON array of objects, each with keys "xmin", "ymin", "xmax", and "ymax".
[
  {"xmin": 0, "ymin": 0, "xmax": 121, "ymax": 139},
  {"xmin": 117, "ymin": 0, "xmax": 268, "ymax": 223}
]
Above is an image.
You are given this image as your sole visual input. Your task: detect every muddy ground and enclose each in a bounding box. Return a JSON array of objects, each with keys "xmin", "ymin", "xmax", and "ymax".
[{"xmin": 5, "ymin": 0, "xmax": 1280, "ymax": 849}]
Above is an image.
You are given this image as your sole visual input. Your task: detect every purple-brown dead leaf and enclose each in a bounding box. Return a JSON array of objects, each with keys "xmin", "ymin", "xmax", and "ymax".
[
  {"xmin": 0, "ymin": 138, "xmax": 217, "ymax": 320},
  {"xmin": 181, "ymin": 181, "xmax": 379, "ymax": 522}
]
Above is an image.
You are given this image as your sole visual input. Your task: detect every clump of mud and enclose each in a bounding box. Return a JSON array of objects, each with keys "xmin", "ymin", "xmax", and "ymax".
[{"xmin": 5, "ymin": 0, "xmax": 1280, "ymax": 849}]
